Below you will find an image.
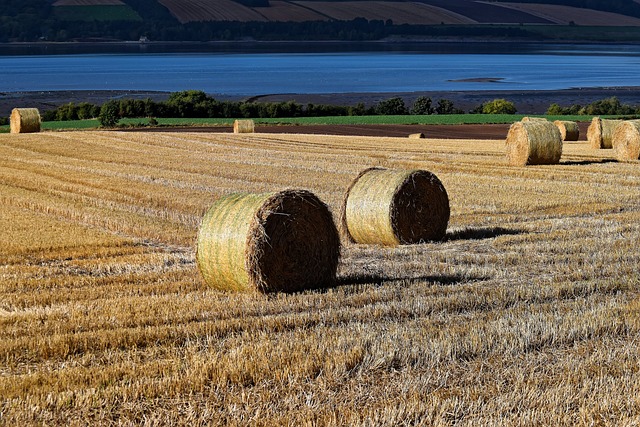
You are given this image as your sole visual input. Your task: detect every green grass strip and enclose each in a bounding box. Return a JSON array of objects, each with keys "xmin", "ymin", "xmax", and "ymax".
[{"xmin": 1, "ymin": 114, "xmax": 633, "ymax": 133}]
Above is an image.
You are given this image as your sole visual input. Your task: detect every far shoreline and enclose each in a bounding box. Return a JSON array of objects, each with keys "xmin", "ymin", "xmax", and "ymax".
[
  {"xmin": 4, "ymin": 86, "xmax": 640, "ymax": 117},
  {"xmin": 2, "ymin": 37, "xmax": 640, "ymax": 48},
  {"xmin": 2, "ymin": 38, "xmax": 640, "ymax": 58}
]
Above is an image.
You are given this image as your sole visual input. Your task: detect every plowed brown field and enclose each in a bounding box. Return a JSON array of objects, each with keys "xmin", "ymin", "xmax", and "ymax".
[
  {"xmin": 157, "ymin": 0, "xmax": 267, "ymax": 23},
  {"xmin": 491, "ymin": 2, "xmax": 640, "ymax": 26},
  {"xmin": 156, "ymin": 0, "xmax": 546, "ymax": 24},
  {"xmin": 294, "ymin": 1, "xmax": 475, "ymax": 24},
  {"xmin": 412, "ymin": 0, "xmax": 553, "ymax": 24},
  {"xmin": 50, "ymin": 0, "xmax": 640, "ymax": 25},
  {"xmin": 256, "ymin": 0, "xmax": 329, "ymax": 22}
]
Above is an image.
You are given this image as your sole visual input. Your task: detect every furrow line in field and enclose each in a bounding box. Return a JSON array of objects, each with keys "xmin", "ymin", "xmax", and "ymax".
[{"xmin": 0, "ymin": 184, "xmax": 196, "ymax": 247}]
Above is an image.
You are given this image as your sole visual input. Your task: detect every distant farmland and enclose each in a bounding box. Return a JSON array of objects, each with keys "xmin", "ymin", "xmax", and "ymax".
[
  {"xmin": 491, "ymin": 2, "xmax": 640, "ymax": 26},
  {"xmin": 291, "ymin": 1, "xmax": 475, "ymax": 25},
  {"xmin": 157, "ymin": 0, "xmax": 266, "ymax": 23},
  {"xmin": 1, "ymin": 130, "xmax": 639, "ymax": 424},
  {"xmin": 151, "ymin": 0, "xmax": 640, "ymax": 25},
  {"xmin": 52, "ymin": 0, "xmax": 142, "ymax": 21}
]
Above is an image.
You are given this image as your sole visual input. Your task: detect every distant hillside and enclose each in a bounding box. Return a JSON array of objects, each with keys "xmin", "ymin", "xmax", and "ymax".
[
  {"xmin": 3, "ymin": 0, "xmax": 640, "ymax": 42},
  {"xmin": 54, "ymin": 0, "xmax": 640, "ymax": 26}
]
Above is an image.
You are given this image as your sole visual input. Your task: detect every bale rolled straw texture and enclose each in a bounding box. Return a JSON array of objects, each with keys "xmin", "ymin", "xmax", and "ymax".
[
  {"xmin": 505, "ymin": 120, "xmax": 562, "ymax": 166},
  {"xmin": 521, "ymin": 117, "xmax": 548, "ymax": 123},
  {"xmin": 233, "ymin": 119, "xmax": 255, "ymax": 133},
  {"xmin": 408, "ymin": 133, "xmax": 426, "ymax": 139},
  {"xmin": 612, "ymin": 120, "xmax": 640, "ymax": 161},
  {"xmin": 554, "ymin": 120, "xmax": 580, "ymax": 141},
  {"xmin": 196, "ymin": 190, "xmax": 340, "ymax": 293},
  {"xmin": 10, "ymin": 108, "xmax": 41, "ymax": 134},
  {"xmin": 341, "ymin": 167, "xmax": 450, "ymax": 246},
  {"xmin": 587, "ymin": 117, "xmax": 622, "ymax": 149}
]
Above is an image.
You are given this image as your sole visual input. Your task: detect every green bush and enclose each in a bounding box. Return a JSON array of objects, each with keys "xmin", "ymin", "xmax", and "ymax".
[
  {"xmin": 481, "ymin": 99, "xmax": 517, "ymax": 114},
  {"xmin": 348, "ymin": 102, "xmax": 374, "ymax": 116},
  {"xmin": 165, "ymin": 90, "xmax": 216, "ymax": 118},
  {"xmin": 547, "ymin": 97, "xmax": 638, "ymax": 115},
  {"xmin": 582, "ymin": 97, "xmax": 635, "ymax": 115},
  {"xmin": 546, "ymin": 103, "xmax": 565, "ymax": 115},
  {"xmin": 435, "ymin": 99, "xmax": 464, "ymax": 115},
  {"xmin": 411, "ymin": 96, "xmax": 434, "ymax": 115},
  {"xmin": 376, "ymin": 97, "xmax": 408, "ymax": 115},
  {"xmin": 98, "ymin": 101, "xmax": 120, "ymax": 127}
]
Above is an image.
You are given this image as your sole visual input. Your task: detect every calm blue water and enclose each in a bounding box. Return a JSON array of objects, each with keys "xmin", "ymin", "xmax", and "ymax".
[{"xmin": 1, "ymin": 43, "xmax": 640, "ymax": 94}]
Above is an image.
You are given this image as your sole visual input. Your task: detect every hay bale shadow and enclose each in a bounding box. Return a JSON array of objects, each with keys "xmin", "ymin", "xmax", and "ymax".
[
  {"xmin": 561, "ymin": 159, "xmax": 618, "ymax": 166},
  {"xmin": 336, "ymin": 273, "xmax": 489, "ymax": 288},
  {"xmin": 445, "ymin": 226, "xmax": 524, "ymax": 241}
]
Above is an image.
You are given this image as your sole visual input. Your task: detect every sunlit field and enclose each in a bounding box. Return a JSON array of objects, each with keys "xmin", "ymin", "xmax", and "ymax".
[{"xmin": 1, "ymin": 130, "xmax": 639, "ymax": 425}]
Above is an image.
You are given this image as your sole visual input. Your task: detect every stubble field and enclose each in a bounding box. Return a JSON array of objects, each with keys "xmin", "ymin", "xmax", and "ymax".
[{"xmin": 0, "ymin": 130, "xmax": 639, "ymax": 425}]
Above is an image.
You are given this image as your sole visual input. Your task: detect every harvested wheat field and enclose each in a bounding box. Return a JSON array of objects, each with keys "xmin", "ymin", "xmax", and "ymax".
[{"xmin": 1, "ymin": 130, "xmax": 639, "ymax": 425}]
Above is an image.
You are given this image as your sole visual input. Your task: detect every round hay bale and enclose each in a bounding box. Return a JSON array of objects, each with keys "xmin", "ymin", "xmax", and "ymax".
[
  {"xmin": 587, "ymin": 117, "xmax": 622, "ymax": 149},
  {"xmin": 408, "ymin": 133, "xmax": 426, "ymax": 139},
  {"xmin": 233, "ymin": 119, "xmax": 255, "ymax": 134},
  {"xmin": 612, "ymin": 120, "xmax": 640, "ymax": 162},
  {"xmin": 10, "ymin": 108, "xmax": 41, "ymax": 134},
  {"xmin": 553, "ymin": 120, "xmax": 580, "ymax": 141},
  {"xmin": 341, "ymin": 167, "xmax": 450, "ymax": 246},
  {"xmin": 196, "ymin": 190, "xmax": 340, "ymax": 293},
  {"xmin": 505, "ymin": 120, "xmax": 562, "ymax": 166}
]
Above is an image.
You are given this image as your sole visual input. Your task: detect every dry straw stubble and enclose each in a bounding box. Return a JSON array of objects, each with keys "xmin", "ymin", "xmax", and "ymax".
[
  {"xmin": 233, "ymin": 119, "xmax": 255, "ymax": 133},
  {"xmin": 10, "ymin": 108, "xmax": 41, "ymax": 134},
  {"xmin": 196, "ymin": 190, "xmax": 340, "ymax": 293},
  {"xmin": 505, "ymin": 120, "xmax": 563, "ymax": 166},
  {"xmin": 587, "ymin": 117, "xmax": 622, "ymax": 149},
  {"xmin": 521, "ymin": 117, "xmax": 548, "ymax": 122},
  {"xmin": 341, "ymin": 167, "xmax": 450, "ymax": 246},
  {"xmin": 612, "ymin": 120, "xmax": 640, "ymax": 161},
  {"xmin": 553, "ymin": 120, "xmax": 580, "ymax": 141}
]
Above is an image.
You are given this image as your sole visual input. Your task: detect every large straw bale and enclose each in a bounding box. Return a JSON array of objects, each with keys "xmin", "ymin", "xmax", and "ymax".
[
  {"xmin": 612, "ymin": 120, "xmax": 640, "ymax": 162},
  {"xmin": 587, "ymin": 117, "xmax": 622, "ymax": 149},
  {"xmin": 341, "ymin": 167, "xmax": 450, "ymax": 246},
  {"xmin": 505, "ymin": 120, "xmax": 562, "ymax": 166},
  {"xmin": 196, "ymin": 190, "xmax": 340, "ymax": 293},
  {"xmin": 10, "ymin": 108, "xmax": 41, "ymax": 134},
  {"xmin": 233, "ymin": 119, "xmax": 255, "ymax": 133},
  {"xmin": 553, "ymin": 120, "xmax": 580, "ymax": 141}
]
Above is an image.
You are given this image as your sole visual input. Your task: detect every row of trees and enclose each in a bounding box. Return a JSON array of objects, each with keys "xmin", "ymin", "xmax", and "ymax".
[
  {"xmin": 2, "ymin": 17, "xmax": 535, "ymax": 43},
  {"xmin": 38, "ymin": 91, "xmax": 522, "ymax": 126},
  {"xmin": 6, "ymin": 95, "xmax": 640, "ymax": 127},
  {"xmin": 546, "ymin": 97, "xmax": 640, "ymax": 116}
]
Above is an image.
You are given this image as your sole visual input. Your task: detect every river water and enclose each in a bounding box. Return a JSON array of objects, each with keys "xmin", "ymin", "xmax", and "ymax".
[{"xmin": 1, "ymin": 42, "xmax": 639, "ymax": 94}]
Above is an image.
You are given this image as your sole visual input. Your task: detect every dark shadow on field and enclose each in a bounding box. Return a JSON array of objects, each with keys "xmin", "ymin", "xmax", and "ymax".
[
  {"xmin": 561, "ymin": 159, "xmax": 618, "ymax": 166},
  {"xmin": 444, "ymin": 226, "xmax": 524, "ymax": 241},
  {"xmin": 335, "ymin": 273, "xmax": 489, "ymax": 288}
]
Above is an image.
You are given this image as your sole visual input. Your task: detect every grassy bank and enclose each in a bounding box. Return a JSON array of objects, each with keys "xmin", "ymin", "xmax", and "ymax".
[{"xmin": 0, "ymin": 114, "xmax": 621, "ymax": 133}]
